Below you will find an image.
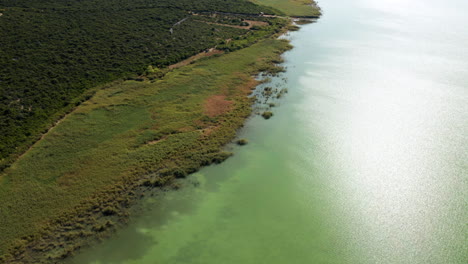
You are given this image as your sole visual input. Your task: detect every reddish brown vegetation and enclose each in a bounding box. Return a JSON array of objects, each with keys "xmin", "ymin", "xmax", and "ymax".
[{"xmin": 203, "ymin": 95, "xmax": 233, "ymax": 117}]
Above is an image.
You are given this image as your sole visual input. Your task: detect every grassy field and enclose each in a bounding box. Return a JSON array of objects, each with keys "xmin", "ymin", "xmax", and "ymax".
[
  {"xmin": 0, "ymin": 36, "xmax": 292, "ymax": 261},
  {"xmin": 251, "ymin": 0, "xmax": 321, "ymax": 16}
]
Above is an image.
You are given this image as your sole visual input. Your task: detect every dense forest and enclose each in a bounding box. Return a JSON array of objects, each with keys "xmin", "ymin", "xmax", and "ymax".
[{"xmin": 0, "ymin": 0, "xmax": 281, "ymax": 169}]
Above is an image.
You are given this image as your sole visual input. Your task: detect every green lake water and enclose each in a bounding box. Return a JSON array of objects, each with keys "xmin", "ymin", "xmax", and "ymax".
[{"xmin": 71, "ymin": 0, "xmax": 467, "ymax": 263}]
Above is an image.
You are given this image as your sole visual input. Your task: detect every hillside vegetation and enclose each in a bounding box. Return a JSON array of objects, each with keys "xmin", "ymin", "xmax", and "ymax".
[{"xmin": 0, "ymin": 0, "xmax": 280, "ymax": 170}]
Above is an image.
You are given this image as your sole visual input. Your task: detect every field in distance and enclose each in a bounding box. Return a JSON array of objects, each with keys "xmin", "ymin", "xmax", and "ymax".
[{"xmin": 251, "ymin": 0, "xmax": 321, "ymax": 16}]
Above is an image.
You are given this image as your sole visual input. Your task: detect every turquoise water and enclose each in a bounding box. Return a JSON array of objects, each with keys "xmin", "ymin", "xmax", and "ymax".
[{"xmin": 72, "ymin": 0, "xmax": 468, "ymax": 263}]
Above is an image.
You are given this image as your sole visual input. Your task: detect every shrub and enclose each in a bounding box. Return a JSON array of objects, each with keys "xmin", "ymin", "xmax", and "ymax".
[
  {"xmin": 173, "ymin": 168, "xmax": 187, "ymax": 178},
  {"xmin": 236, "ymin": 138, "xmax": 248, "ymax": 145},
  {"xmin": 102, "ymin": 207, "xmax": 118, "ymax": 216},
  {"xmin": 261, "ymin": 111, "xmax": 273, "ymax": 119}
]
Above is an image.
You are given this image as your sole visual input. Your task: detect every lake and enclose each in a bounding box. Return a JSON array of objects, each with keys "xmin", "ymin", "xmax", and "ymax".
[{"xmin": 71, "ymin": 0, "xmax": 468, "ymax": 263}]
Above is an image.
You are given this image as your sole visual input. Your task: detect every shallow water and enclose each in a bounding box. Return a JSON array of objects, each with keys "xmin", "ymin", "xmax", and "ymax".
[{"xmin": 72, "ymin": 0, "xmax": 468, "ymax": 263}]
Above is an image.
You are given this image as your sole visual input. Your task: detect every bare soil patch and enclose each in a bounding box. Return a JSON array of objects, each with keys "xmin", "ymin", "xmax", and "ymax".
[
  {"xmin": 245, "ymin": 20, "xmax": 269, "ymax": 28},
  {"xmin": 204, "ymin": 95, "xmax": 233, "ymax": 117},
  {"xmin": 169, "ymin": 49, "xmax": 223, "ymax": 69}
]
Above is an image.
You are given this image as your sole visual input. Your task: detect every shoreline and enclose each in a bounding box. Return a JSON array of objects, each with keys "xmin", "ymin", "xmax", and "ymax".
[
  {"xmin": 0, "ymin": 0, "xmax": 322, "ymax": 261},
  {"xmin": 1, "ymin": 22, "xmax": 299, "ymax": 264}
]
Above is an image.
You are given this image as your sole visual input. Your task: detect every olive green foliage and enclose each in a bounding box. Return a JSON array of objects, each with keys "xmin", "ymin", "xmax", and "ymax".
[
  {"xmin": 287, "ymin": 24, "xmax": 301, "ymax": 31},
  {"xmin": 218, "ymin": 17, "xmax": 288, "ymax": 51},
  {"xmin": 0, "ymin": 0, "xmax": 280, "ymax": 169},
  {"xmin": 236, "ymin": 138, "xmax": 249, "ymax": 145},
  {"xmin": 0, "ymin": 38, "xmax": 292, "ymax": 259},
  {"xmin": 250, "ymin": 0, "xmax": 321, "ymax": 17},
  {"xmin": 262, "ymin": 111, "xmax": 274, "ymax": 119}
]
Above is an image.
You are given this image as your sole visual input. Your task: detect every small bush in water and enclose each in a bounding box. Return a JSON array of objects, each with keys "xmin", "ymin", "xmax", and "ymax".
[
  {"xmin": 262, "ymin": 111, "xmax": 273, "ymax": 119},
  {"xmin": 236, "ymin": 138, "xmax": 248, "ymax": 145}
]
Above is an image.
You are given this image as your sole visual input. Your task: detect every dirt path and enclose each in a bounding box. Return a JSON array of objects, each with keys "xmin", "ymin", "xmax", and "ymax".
[
  {"xmin": 16, "ymin": 117, "xmax": 66, "ymax": 161},
  {"xmin": 170, "ymin": 17, "xmax": 189, "ymax": 34},
  {"xmin": 169, "ymin": 48, "xmax": 224, "ymax": 69},
  {"xmin": 198, "ymin": 20, "xmax": 269, "ymax": 30}
]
